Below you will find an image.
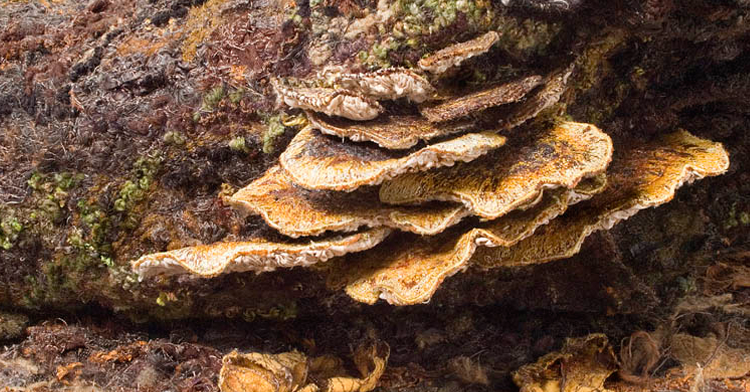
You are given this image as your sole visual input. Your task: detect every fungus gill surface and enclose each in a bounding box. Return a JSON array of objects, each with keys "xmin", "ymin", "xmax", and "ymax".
[
  {"xmin": 327, "ymin": 182, "xmax": 599, "ymax": 306},
  {"xmin": 229, "ymin": 166, "xmax": 470, "ymax": 237},
  {"xmin": 319, "ymin": 67, "xmax": 437, "ymax": 103},
  {"xmin": 272, "ymin": 80, "xmax": 383, "ymax": 121},
  {"xmin": 418, "ymin": 31, "xmax": 501, "ymax": 74},
  {"xmin": 473, "ymin": 130, "xmax": 730, "ymax": 269},
  {"xmin": 379, "ymin": 122, "xmax": 613, "ymax": 220},
  {"xmin": 280, "ymin": 127, "xmax": 507, "ymax": 191},
  {"xmin": 131, "ymin": 227, "xmax": 391, "ymax": 279},
  {"xmin": 419, "ymin": 75, "xmax": 543, "ymax": 123},
  {"xmin": 307, "ymin": 111, "xmax": 476, "ymax": 150}
]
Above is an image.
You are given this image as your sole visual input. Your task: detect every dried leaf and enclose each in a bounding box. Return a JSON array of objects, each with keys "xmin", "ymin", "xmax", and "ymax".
[
  {"xmin": 219, "ymin": 350, "xmax": 308, "ymax": 392},
  {"xmin": 512, "ymin": 334, "xmax": 617, "ymax": 392},
  {"xmin": 219, "ymin": 342, "xmax": 389, "ymax": 392},
  {"xmin": 280, "ymin": 127, "xmax": 506, "ymax": 191},
  {"xmin": 380, "ymin": 122, "xmax": 613, "ymax": 219},
  {"xmin": 229, "ymin": 166, "xmax": 469, "ymax": 237}
]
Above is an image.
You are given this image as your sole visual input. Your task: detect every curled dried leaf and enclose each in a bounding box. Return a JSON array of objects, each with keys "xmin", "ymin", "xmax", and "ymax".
[
  {"xmin": 328, "ymin": 185, "xmax": 593, "ymax": 305},
  {"xmin": 219, "ymin": 350, "xmax": 308, "ymax": 392},
  {"xmin": 380, "ymin": 122, "xmax": 613, "ymax": 220},
  {"xmin": 218, "ymin": 342, "xmax": 389, "ymax": 392},
  {"xmin": 280, "ymin": 127, "xmax": 506, "ymax": 191},
  {"xmin": 131, "ymin": 228, "xmax": 391, "ymax": 278},
  {"xmin": 473, "ymin": 130, "xmax": 730, "ymax": 268},
  {"xmin": 512, "ymin": 334, "xmax": 617, "ymax": 392},
  {"xmin": 228, "ymin": 166, "xmax": 469, "ymax": 237},
  {"xmin": 418, "ymin": 31, "xmax": 500, "ymax": 74},
  {"xmin": 319, "ymin": 67, "xmax": 436, "ymax": 103},
  {"xmin": 273, "ymin": 79, "xmax": 383, "ymax": 121},
  {"xmin": 308, "ymin": 111, "xmax": 476, "ymax": 150},
  {"xmin": 419, "ymin": 75, "xmax": 543, "ymax": 122}
]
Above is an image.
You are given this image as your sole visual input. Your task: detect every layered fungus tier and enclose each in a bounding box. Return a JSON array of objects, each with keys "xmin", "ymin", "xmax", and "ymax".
[{"xmin": 1, "ymin": 1, "xmax": 747, "ymax": 391}]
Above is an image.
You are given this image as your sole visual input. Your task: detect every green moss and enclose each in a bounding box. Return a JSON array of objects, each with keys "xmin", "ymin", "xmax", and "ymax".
[
  {"xmin": 262, "ymin": 116, "xmax": 286, "ymax": 154},
  {"xmin": 740, "ymin": 212, "xmax": 750, "ymax": 226},
  {"xmin": 228, "ymin": 88, "xmax": 245, "ymax": 104},
  {"xmin": 202, "ymin": 85, "xmax": 225, "ymax": 112},
  {"xmin": 114, "ymin": 155, "xmax": 162, "ymax": 230},
  {"xmin": 163, "ymin": 131, "xmax": 186, "ymax": 146},
  {"xmin": 0, "ymin": 217, "xmax": 22, "ymax": 250},
  {"xmin": 228, "ymin": 136, "xmax": 250, "ymax": 153}
]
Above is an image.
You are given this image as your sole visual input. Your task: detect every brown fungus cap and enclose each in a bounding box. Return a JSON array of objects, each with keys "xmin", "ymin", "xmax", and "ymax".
[
  {"xmin": 307, "ymin": 111, "xmax": 477, "ymax": 150},
  {"xmin": 497, "ymin": 64, "xmax": 575, "ymax": 131},
  {"xmin": 272, "ymin": 79, "xmax": 383, "ymax": 121},
  {"xmin": 319, "ymin": 67, "xmax": 437, "ymax": 103},
  {"xmin": 327, "ymin": 184, "xmax": 598, "ymax": 306},
  {"xmin": 280, "ymin": 127, "xmax": 506, "ymax": 192},
  {"xmin": 473, "ymin": 129, "xmax": 730, "ymax": 269},
  {"xmin": 418, "ymin": 31, "xmax": 500, "ymax": 74},
  {"xmin": 229, "ymin": 165, "xmax": 470, "ymax": 237},
  {"xmin": 131, "ymin": 227, "xmax": 391, "ymax": 279},
  {"xmin": 380, "ymin": 122, "xmax": 613, "ymax": 220},
  {"xmin": 419, "ymin": 75, "xmax": 543, "ymax": 122}
]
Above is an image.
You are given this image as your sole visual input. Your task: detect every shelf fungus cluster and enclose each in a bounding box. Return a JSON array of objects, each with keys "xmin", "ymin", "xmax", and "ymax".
[{"xmin": 132, "ymin": 33, "xmax": 730, "ymax": 310}]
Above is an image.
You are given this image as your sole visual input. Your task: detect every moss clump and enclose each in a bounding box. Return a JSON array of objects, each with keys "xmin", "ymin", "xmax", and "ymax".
[
  {"xmin": 228, "ymin": 136, "xmax": 250, "ymax": 154},
  {"xmin": 114, "ymin": 155, "xmax": 162, "ymax": 230},
  {"xmin": 0, "ymin": 216, "xmax": 23, "ymax": 250},
  {"xmin": 262, "ymin": 116, "xmax": 286, "ymax": 154},
  {"xmin": 163, "ymin": 131, "xmax": 186, "ymax": 146}
]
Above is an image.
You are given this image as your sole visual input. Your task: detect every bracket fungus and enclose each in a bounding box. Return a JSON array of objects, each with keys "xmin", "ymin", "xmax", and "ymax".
[
  {"xmin": 307, "ymin": 111, "xmax": 477, "ymax": 150},
  {"xmin": 131, "ymin": 228, "xmax": 391, "ymax": 279},
  {"xmin": 419, "ymin": 75, "xmax": 543, "ymax": 123},
  {"xmin": 228, "ymin": 166, "xmax": 470, "ymax": 237},
  {"xmin": 473, "ymin": 130, "xmax": 730, "ymax": 269},
  {"xmin": 380, "ymin": 122, "xmax": 613, "ymax": 220},
  {"xmin": 219, "ymin": 342, "xmax": 390, "ymax": 392},
  {"xmin": 497, "ymin": 64, "xmax": 575, "ymax": 131},
  {"xmin": 272, "ymin": 79, "xmax": 383, "ymax": 121},
  {"xmin": 327, "ymin": 181, "xmax": 601, "ymax": 306},
  {"xmin": 131, "ymin": 20, "xmax": 730, "ymax": 321},
  {"xmin": 280, "ymin": 127, "xmax": 507, "ymax": 191},
  {"xmin": 418, "ymin": 31, "xmax": 501, "ymax": 75},
  {"xmin": 318, "ymin": 67, "xmax": 437, "ymax": 103}
]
